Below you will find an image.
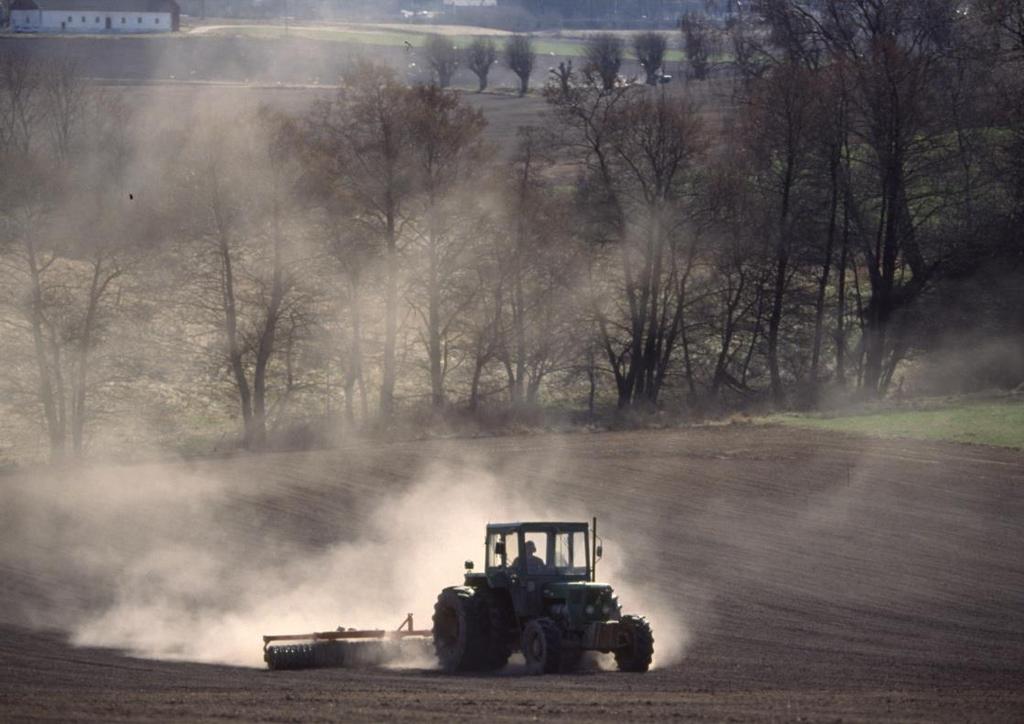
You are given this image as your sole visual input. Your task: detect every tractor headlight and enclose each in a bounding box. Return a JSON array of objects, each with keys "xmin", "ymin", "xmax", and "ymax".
[
  {"xmin": 602, "ymin": 603, "xmax": 611, "ymax": 614},
  {"xmin": 585, "ymin": 604, "xmax": 594, "ymax": 615}
]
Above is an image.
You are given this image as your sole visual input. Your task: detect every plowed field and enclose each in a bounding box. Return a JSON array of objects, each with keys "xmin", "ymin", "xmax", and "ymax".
[{"xmin": 2, "ymin": 426, "xmax": 1022, "ymax": 721}]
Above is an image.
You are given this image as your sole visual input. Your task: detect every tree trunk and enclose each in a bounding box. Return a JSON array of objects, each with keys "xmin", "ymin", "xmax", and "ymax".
[
  {"xmin": 427, "ymin": 217, "xmax": 444, "ymax": 409},
  {"xmin": 586, "ymin": 347, "xmax": 596, "ymax": 421},
  {"xmin": 834, "ymin": 195, "xmax": 849, "ymax": 386},
  {"xmin": 47, "ymin": 323, "xmax": 68, "ymax": 456},
  {"xmin": 469, "ymin": 348, "xmax": 484, "ymax": 412},
  {"xmin": 346, "ymin": 267, "xmax": 365, "ymax": 425},
  {"xmin": 767, "ymin": 150, "xmax": 795, "ymax": 408},
  {"xmin": 380, "ymin": 203, "xmax": 398, "ymax": 418},
  {"xmin": 862, "ymin": 162, "xmax": 902, "ymax": 398},
  {"xmin": 24, "ymin": 238, "xmax": 64, "ymax": 459},
  {"xmin": 712, "ymin": 269, "xmax": 746, "ymax": 397},
  {"xmin": 766, "ymin": 247, "xmax": 788, "ymax": 406},
  {"xmin": 71, "ymin": 254, "xmax": 107, "ymax": 454},
  {"xmin": 809, "ymin": 148, "xmax": 840, "ymax": 394},
  {"xmin": 251, "ymin": 209, "xmax": 285, "ymax": 450},
  {"xmin": 218, "ymin": 231, "xmax": 253, "ymax": 446}
]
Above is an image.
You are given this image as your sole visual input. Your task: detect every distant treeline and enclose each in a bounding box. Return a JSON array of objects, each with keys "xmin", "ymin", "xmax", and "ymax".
[{"xmin": 1, "ymin": 1, "xmax": 1022, "ymax": 460}]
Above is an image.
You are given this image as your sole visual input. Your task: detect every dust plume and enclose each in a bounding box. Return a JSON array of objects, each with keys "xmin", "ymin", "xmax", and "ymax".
[{"xmin": 0, "ymin": 451, "xmax": 693, "ymax": 669}]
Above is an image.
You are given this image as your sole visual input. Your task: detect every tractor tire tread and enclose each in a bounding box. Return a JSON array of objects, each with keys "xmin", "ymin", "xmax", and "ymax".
[{"xmin": 614, "ymin": 614, "xmax": 654, "ymax": 673}]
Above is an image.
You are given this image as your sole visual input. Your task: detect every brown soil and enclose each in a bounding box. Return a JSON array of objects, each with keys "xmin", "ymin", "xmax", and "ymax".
[{"xmin": 1, "ymin": 426, "xmax": 1022, "ymax": 721}]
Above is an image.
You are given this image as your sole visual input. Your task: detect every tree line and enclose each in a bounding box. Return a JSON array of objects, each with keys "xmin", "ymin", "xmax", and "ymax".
[{"xmin": 2, "ymin": 0, "xmax": 1022, "ymax": 459}]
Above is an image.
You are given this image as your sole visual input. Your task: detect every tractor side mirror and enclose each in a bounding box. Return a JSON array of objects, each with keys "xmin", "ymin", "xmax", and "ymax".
[
  {"xmin": 595, "ymin": 544, "xmax": 603, "ymax": 559},
  {"xmin": 465, "ymin": 560, "xmax": 474, "ymax": 571},
  {"xmin": 494, "ymin": 541, "xmax": 505, "ymax": 557}
]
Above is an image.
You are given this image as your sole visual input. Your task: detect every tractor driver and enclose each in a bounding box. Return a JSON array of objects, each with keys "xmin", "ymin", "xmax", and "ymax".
[{"xmin": 511, "ymin": 540, "xmax": 546, "ymax": 573}]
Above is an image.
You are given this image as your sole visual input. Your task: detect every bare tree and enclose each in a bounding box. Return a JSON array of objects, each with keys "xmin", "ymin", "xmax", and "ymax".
[
  {"xmin": 497, "ymin": 127, "xmax": 579, "ymax": 407},
  {"xmin": 551, "ymin": 84, "xmax": 704, "ymax": 407},
  {"xmin": 0, "ymin": 51, "xmax": 43, "ymax": 154},
  {"xmin": 0, "ymin": 153, "xmax": 67, "ymax": 458},
  {"xmin": 466, "ymin": 37, "xmax": 497, "ymax": 92},
  {"xmin": 304, "ymin": 63, "xmax": 413, "ymax": 418},
  {"xmin": 505, "ymin": 34, "xmax": 535, "ymax": 96},
  {"xmin": 681, "ymin": 12, "xmax": 712, "ymax": 80},
  {"xmin": 633, "ymin": 31, "xmax": 668, "ymax": 85},
  {"xmin": 0, "ymin": 62, "xmax": 137, "ymax": 458},
  {"xmin": 42, "ymin": 58, "xmax": 87, "ymax": 164},
  {"xmin": 65, "ymin": 93, "xmax": 140, "ymax": 453},
  {"xmin": 548, "ymin": 59, "xmax": 575, "ymax": 99},
  {"xmin": 584, "ymin": 33, "xmax": 624, "ymax": 91},
  {"xmin": 809, "ymin": 0, "xmax": 954, "ymax": 396},
  {"xmin": 425, "ymin": 34, "xmax": 459, "ymax": 89},
  {"xmin": 173, "ymin": 110, "xmax": 305, "ymax": 449},
  {"xmin": 404, "ymin": 86, "xmax": 487, "ymax": 409},
  {"xmin": 739, "ymin": 60, "xmax": 819, "ymax": 406}
]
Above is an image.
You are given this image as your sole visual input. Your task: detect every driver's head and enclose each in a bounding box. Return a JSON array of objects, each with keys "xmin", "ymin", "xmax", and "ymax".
[{"xmin": 525, "ymin": 540, "xmax": 537, "ymax": 555}]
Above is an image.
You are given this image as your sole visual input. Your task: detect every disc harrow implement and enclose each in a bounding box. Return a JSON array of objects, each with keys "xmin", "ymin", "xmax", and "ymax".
[{"xmin": 263, "ymin": 614, "xmax": 431, "ymax": 670}]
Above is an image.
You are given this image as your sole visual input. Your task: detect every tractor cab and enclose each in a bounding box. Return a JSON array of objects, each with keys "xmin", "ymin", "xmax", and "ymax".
[
  {"xmin": 484, "ymin": 522, "xmax": 593, "ymax": 581},
  {"xmin": 463, "ymin": 520, "xmax": 617, "ymax": 634}
]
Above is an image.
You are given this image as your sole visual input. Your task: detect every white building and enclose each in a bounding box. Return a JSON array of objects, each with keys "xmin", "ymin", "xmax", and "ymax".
[{"xmin": 10, "ymin": 0, "xmax": 180, "ymax": 32}]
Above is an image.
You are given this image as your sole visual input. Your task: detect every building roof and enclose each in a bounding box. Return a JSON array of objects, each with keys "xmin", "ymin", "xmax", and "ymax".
[{"xmin": 11, "ymin": 0, "xmax": 178, "ymax": 12}]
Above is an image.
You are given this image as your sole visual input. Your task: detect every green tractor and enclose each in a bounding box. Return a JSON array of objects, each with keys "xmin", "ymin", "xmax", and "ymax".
[{"xmin": 431, "ymin": 519, "xmax": 654, "ymax": 674}]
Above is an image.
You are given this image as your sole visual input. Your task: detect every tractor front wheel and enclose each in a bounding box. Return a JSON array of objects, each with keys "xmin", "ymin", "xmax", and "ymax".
[
  {"xmin": 614, "ymin": 614, "xmax": 654, "ymax": 672},
  {"xmin": 521, "ymin": 618, "xmax": 562, "ymax": 675}
]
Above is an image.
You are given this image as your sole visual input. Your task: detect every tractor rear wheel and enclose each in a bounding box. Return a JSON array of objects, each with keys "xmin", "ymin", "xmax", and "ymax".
[
  {"xmin": 432, "ymin": 586, "xmax": 488, "ymax": 672},
  {"xmin": 614, "ymin": 614, "xmax": 654, "ymax": 672},
  {"xmin": 521, "ymin": 618, "xmax": 562, "ymax": 675}
]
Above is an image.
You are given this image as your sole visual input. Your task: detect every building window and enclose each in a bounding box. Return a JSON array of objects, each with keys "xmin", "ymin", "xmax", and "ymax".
[
  {"xmin": 121, "ymin": 16, "xmax": 125, "ymax": 22},
  {"xmin": 137, "ymin": 16, "xmax": 141, "ymax": 22},
  {"xmin": 81, "ymin": 16, "xmax": 86, "ymax": 21},
  {"xmin": 155, "ymin": 17, "xmax": 159, "ymax": 23},
  {"xmin": 95, "ymin": 16, "xmax": 99, "ymax": 21},
  {"xmin": 67, "ymin": 15, "xmax": 72, "ymax": 21}
]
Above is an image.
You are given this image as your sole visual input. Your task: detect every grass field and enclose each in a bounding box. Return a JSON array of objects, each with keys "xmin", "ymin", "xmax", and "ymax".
[
  {"xmin": 762, "ymin": 396, "xmax": 1024, "ymax": 449},
  {"xmin": 190, "ymin": 23, "xmax": 688, "ymax": 62}
]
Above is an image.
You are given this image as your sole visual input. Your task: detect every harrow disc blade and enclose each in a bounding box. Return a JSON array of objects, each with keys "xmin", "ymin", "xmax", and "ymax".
[{"xmin": 265, "ymin": 637, "xmax": 433, "ymax": 670}]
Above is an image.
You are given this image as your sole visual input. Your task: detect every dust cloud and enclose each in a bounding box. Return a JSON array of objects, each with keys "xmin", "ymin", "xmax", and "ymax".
[{"xmin": 0, "ymin": 453, "xmax": 693, "ymax": 670}]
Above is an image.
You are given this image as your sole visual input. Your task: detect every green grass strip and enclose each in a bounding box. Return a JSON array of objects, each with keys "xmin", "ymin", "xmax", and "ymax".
[{"xmin": 762, "ymin": 400, "xmax": 1024, "ymax": 449}]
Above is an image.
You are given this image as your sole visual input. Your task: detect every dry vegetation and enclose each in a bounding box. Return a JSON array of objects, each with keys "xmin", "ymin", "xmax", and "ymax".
[
  {"xmin": 3, "ymin": 4, "xmax": 1024, "ymax": 464},
  {"xmin": 4, "ymin": 1, "xmax": 1022, "ymax": 462}
]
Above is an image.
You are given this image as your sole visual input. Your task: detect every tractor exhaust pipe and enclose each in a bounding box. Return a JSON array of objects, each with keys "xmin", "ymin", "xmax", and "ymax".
[{"xmin": 592, "ymin": 516, "xmax": 597, "ymax": 582}]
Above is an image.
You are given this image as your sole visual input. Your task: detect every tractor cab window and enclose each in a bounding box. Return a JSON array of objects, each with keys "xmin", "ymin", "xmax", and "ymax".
[
  {"xmin": 553, "ymin": 531, "xmax": 588, "ymax": 575},
  {"xmin": 488, "ymin": 532, "xmax": 518, "ymax": 569},
  {"xmin": 504, "ymin": 535, "xmax": 518, "ymax": 568}
]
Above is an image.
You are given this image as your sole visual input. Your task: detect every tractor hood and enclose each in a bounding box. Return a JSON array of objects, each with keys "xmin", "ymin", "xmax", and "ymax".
[
  {"xmin": 542, "ymin": 581, "xmax": 620, "ymax": 620},
  {"xmin": 543, "ymin": 581, "xmax": 615, "ymax": 596}
]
